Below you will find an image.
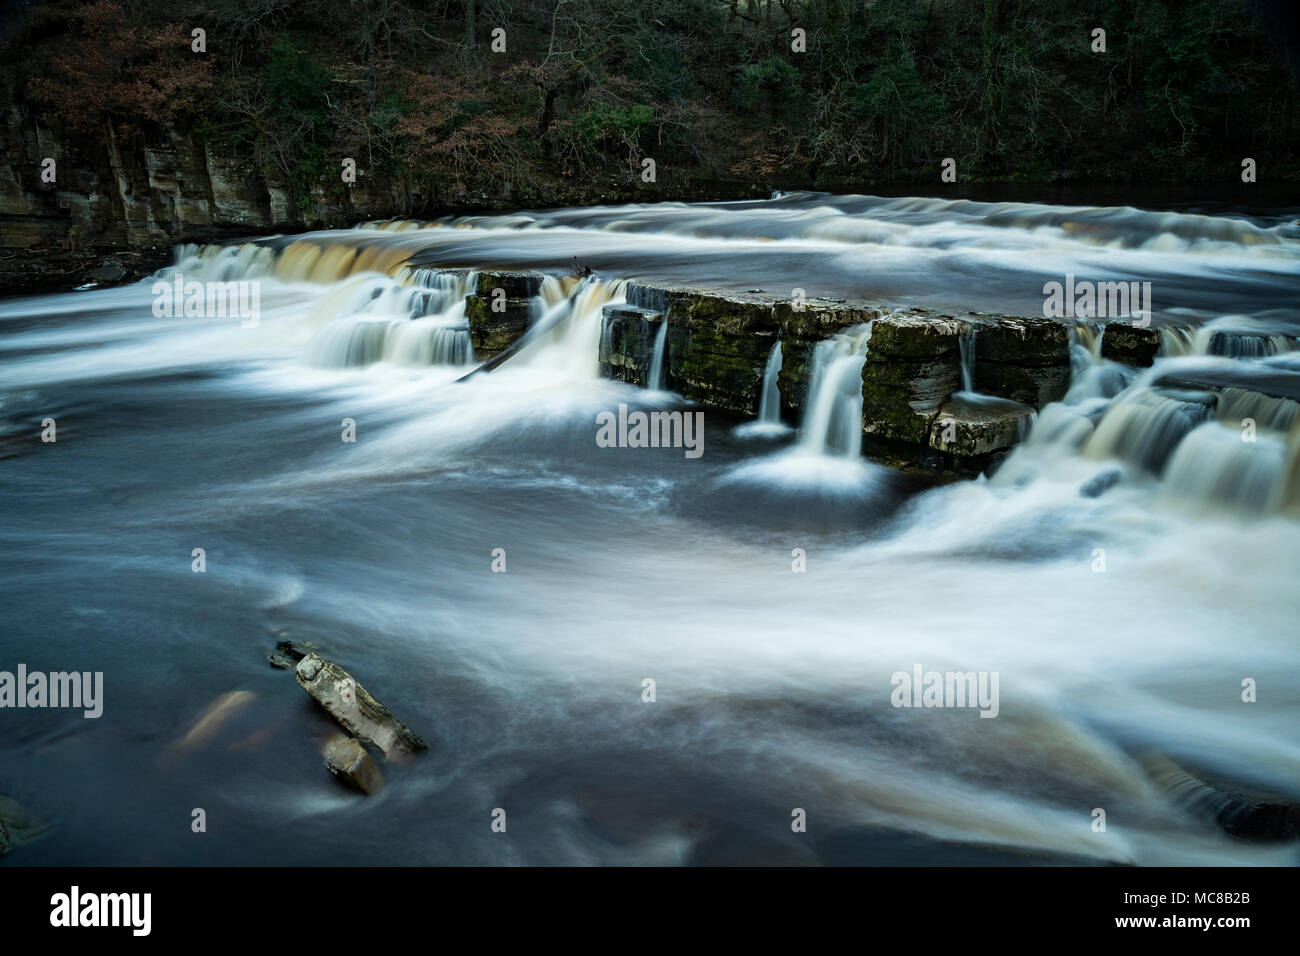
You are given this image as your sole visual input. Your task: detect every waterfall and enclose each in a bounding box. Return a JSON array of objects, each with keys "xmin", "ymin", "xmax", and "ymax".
[
  {"xmin": 385, "ymin": 319, "xmax": 474, "ymax": 365},
  {"xmin": 647, "ymin": 320, "xmax": 669, "ymax": 390},
  {"xmin": 1157, "ymin": 323, "xmax": 1298, "ymax": 359},
  {"xmin": 1017, "ymin": 402, "xmax": 1097, "ymax": 452},
  {"xmin": 733, "ymin": 339, "xmax": 792, "ymax": 438},
  {"xmin": 1084, "ymin": 387, "xmax": 1214, "ymax": 475},
  {"xmin": 537, "ymin": 276, "xmax": 568, "ymax": 308},
  {"xmin": 1159, "ymin": 326, "xmax": 1197, "ymax": 357},
  {"xmin": 165, "ymin": 242, "xmax": 276, "ymax": 282},
  {"xmin": 1163, "ymin": 424, "xmax": 1288, "ymax": 513},
  {"xmin": 176, "ymin": 237, "xmax": 421, "ymax": 286},
  {"xmin": 958, "ymin": 327, "xmax": 976, "ymax": 393},
  {"xmin": 1215, "ymin": 387, "xmax": 1300, "ymax": 432},
  {"xmin": 799, "ymin": 324, "xmax": 874, "ymax": 457},
  {"xmin": 954, "ymin": 324, "xmax": 1028, "ymax": 406},
  {"xmin": 509, "ymin": 277, "xmax": 628, "ymax": 379},
  {"xmin": 758, "ymin": 341, "xmax": 784, "ymax": 423},
  {"xmin": 1068, "ymin": 322, "xmax": 1104, "ymax": 361},
  {"xmin": 1064, "ymin": 322, "xmax": 1131, "ymax": 403},
  {"xmin": 304, "ymin": 270, "xmax": 477, "ymax": 369},
  {"xmin": 1206, "ymin": 330, "xmax": 1298, "ymax": 358}
]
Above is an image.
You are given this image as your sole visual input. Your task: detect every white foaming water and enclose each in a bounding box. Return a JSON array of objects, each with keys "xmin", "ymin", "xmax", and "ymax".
[
  {"xmin": 512, "ymin": 277, "xmax": 628, "ymax": 380},
  {"xmin": 647, "ymin": 319, "xmax": 669, "ymax": 391},
  {"xmin": 959, "ymin": 326, "xmax": 977, "ymax": 393},
  {"xmin": 1062, "ymin": 322, "xmax": 1131, "ymax": 404},
  {"xmin": 800, "ymin": 323, "xmax": 875, "ymax": 457},
  {"xmin": 1163, "ymin": 424, "xmax": 1288, "ymax": 513},
  {"xmin": 733, "ymin": 340, "xmax": 794, "ymax": 440},
  {"xmin": 305, "ymin": 271, "xmax": 477, "ymax": 369},
  {"xmin": 1085, "ymin": 387, "xmax": 1215, "ymax": 474},
  {"xmin": 758, "ymin": 340, "xmax": 784, "ymax": 424}
]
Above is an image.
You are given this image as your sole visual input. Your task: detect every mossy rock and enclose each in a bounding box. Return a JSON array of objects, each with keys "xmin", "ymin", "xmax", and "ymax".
[
  {"xmin": 474, "ymin": 270, "xmax": 543, "ymax": 300},
  {"xmin": 866, "ymin": 313, "xmax": 963, "ymax": 360},
  {"xmin": 929, "ymin": 396, "xmax": 1036, "ymax": 456},
  {"xmin": 973, "ymin": 361, "xmax": 1071, "ymax": 407},
  {"xmin": 965, "ymin": 314, "xmax": 1070, "ymax": 366},
  {"xmin": 466, "ymin": 294, "xmax": 532, "ymax": 357},
  {"xmin": 600, "ymin": 304, "xmax": 660, "ymax": 386},
  {"xmin": 1099, "ymin": 324, "xmax": 1160, "ymax": 367}
]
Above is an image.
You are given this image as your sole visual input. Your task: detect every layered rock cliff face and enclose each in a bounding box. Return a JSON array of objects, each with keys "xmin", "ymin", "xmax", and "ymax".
[
  {"xmin": 619, "ymin": 283, "xmax": 883, "ymax": 416},
  {"xmin": 599, "ymin": 283, "xmax": 1083, "ymax": 475},
  {"xmin": 0, "ymin": 108, "xmax": 767, "ymax": 291},
  {"xmin": 0, "ymin": 108, "xmax": 412, "ymax": 288}
]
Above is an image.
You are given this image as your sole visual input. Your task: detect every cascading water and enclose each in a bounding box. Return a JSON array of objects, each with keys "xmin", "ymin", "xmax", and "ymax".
[
  {"xmin": 510, "ymin": 276, "xmax": 628, "ymax": 379},
  {"xmin": 305, "ymin": 270, "xmax": 478, "ymax": 369},
  {"xmin": 647, "ymin": 320, "xmax": 669, "ymax": 391},
  {"xmin": 951, "ymin": 324, "xmax": 1036, "ymax": 431},
  {"xmin": 1215, "ymin": 387, "xmax": 1300, "ymax": 432},
  {"xmin": 1084, "ymin": 387, "xmax": 1215, "ymax": 474},
  {"xmin": 1064, "ymin": 322, "xmax": 1130, "ymax": 403},
  {"xmin": 733, "ymin": 339, "xmax": 793, "ymax": 439},
  {"xmin": 958, "ymin": 327, "xmax": 977, "ymax": 394},
  {"xmin": 1163, "ymin": 424, "xmax": 1289, "ymax": 513},
  {"xmin": 758, "ymin": 341, "xmax": 784, "ymax": 424},
  {"xmin": 799, "ymin": 323, "xmax": 874, "ymax": 457},
  {"xmin": 1004, "ymin": 333, "xmax": 1300, "ymax": 515}
]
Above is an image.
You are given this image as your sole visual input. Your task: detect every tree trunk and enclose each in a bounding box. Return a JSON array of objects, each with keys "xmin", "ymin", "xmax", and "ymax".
[{"xmin": 539, "ymin": 85, "xmax": 558, "ymax": 138}]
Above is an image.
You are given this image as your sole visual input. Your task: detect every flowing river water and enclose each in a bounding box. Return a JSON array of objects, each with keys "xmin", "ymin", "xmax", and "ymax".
[{"xmin": 1, "ymin": 191, "xmax": 1298, "ymax": 865}]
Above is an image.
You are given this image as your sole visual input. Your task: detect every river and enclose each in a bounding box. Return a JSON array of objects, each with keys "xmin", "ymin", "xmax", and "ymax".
[{"xmin": 1, "ymin": 191, "xmax": 1297, "ymax": 865}]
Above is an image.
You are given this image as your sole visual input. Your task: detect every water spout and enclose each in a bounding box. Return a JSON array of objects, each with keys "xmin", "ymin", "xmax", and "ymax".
[
  {"xmin": 799, "ymin": 324, "xmax": 874, "ymax": 457},
  {"xmin": 647, "ymin": 319, "xmax": 669, "ymax": 390},
  {"xmin": 759, "ymin": 341, "xmax": 784, "ymax": 424}
]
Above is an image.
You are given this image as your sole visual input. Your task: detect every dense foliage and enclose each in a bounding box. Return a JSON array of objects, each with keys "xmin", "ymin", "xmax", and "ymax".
[{"xmin": 3, "ymin": 0, "xmax": 1298, "ymax": 210}]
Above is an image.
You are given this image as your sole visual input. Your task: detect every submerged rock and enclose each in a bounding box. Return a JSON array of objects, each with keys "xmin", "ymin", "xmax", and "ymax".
[
  {"xmin": 268, "ymin": 639, "xmax": 317, "ymax": 670},
  {"xmin": 295, "ymin": 653, "xmax": 426, "ymax": 758},
  {"xmin": 1079, "ymin": 468, "xmax": 1124, "ymax": 498},
  {"xmin": 172, "ymin": 690, "xmax": 256, "ymax": 754},
  {"xmin": 0, "ymin": 794, "xmax": 52, "ymax": 857},
  {"xmin": 322, "ymin": 735, "xmax": 384, "ymax": 795},
  {"xmin": 1143, "ymin": 754, "xmax": 1300, "ymax": 841},
  {"xmin": 87, "ymin": 259, "xmax": 129, "ymax": 283}
]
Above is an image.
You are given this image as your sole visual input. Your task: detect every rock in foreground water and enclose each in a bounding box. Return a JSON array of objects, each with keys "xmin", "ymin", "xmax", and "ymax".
[
  {"xmin": 295, "ymin": 653, "xmax": 426, "ymax": 758},
  {"xmin": 268, "ymin": 639, "xmax": 317, "ymax": 670},
  {"xmin": 322, "ymin": 735, "xmax": 385, "ymax": 795},
  {"xmin": 1143, "ymin": 754, "xmax": 1300, "ymax": 841},
  {"xmin": 0, "ymin": 794, "xmax": 52, "ymax": 857}
]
